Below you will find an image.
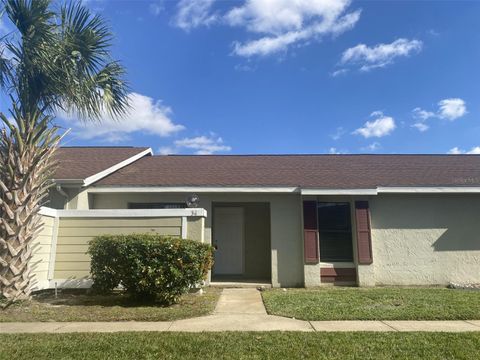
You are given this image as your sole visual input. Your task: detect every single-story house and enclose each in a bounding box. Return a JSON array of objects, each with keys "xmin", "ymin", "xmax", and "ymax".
[{"xmin": 32, "ymin": 146, "xmax": 480, "ymax": 290}]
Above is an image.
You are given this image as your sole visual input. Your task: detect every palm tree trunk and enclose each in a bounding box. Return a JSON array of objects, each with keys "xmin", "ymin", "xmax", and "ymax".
[{"xmin": 0, "ymin": 112, "xmax": 60, "ymax": 303}]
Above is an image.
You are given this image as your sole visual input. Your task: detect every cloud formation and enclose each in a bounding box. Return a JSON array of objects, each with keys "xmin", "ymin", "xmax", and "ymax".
[
  {"xmin": 60, "ymin": 92, "xmax": 185, "ymax": 142},
  {"xmin": 448, "ymin": 146, "xmax": 480, "ymax": 155},
  {"xmin": 362, "ymin": 142, "xmax": 381, "ymax": 152},
  {"xmin": 353, "ymin": 111, "xmax": 396, "ymax": 138},
  {"xmin": 411, "ymin": 122, "xmax": 429, "ymax": 132},
  {"xmin": 339, "ymin": 38, "xmax": 423, "ymax": 72},
  {"xmin": 438, "ymin": 98, "xmax": 467, "ymax": 121},
  {"xmin": 228, "ymin": 0, "xmax": 361, "ymax": 57},
  {"xmin": 411, "ymin": 98, "xmax": 467, "ymax": 132},
  {"xmin": 172, "ymin": 0, "xmax": 218, "ymax": 31},
  {"xmin": 172, "ymin": 0, "xmax": 360, "ymax": 57},
  {"xmin": 159, "ymin": 135, "xmax": 232, "ymax": 155}
]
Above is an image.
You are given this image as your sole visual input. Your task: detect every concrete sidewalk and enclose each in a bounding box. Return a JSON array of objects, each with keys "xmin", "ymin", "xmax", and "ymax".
[
  {"xmin": 2, "ymin": 319, "xmax": 479, "ymax": 333},
  {"xmin": 1, "ymin": 289, "xmax": 480, "ymax": 333}
]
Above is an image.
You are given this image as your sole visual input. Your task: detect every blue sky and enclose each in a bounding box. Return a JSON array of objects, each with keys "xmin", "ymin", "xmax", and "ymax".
[{"xmin": 2, "ymin": 0, "xmax": 480, "ymax": 155}]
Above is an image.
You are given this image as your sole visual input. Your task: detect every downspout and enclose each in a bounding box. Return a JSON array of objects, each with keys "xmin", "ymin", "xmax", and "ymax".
[{"xmin": 56, "ymin": 185, "xmax": 69, "ymax": 210}]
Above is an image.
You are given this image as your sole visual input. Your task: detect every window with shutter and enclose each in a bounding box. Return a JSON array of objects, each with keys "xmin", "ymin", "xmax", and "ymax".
[{"xmin": 317, "ymin": 202, "xmax": 354, "ymax": 262}]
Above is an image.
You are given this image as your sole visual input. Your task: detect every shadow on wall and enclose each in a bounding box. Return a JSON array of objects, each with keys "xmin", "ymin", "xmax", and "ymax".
[{"xmin": 371, "ymin": 194, "xmax": 480, "ymax": 251}]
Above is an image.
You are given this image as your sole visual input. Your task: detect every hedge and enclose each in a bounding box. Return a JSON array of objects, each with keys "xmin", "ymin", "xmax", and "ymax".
[{"xmin": 88, "ymin": 234, "xmax": 214, "ymax": 304}]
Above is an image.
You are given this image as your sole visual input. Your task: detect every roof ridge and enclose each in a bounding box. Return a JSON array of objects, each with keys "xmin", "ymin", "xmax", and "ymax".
[{"xmin": 60, "ymin": 146, "xmax": 148, "ymax": 149}]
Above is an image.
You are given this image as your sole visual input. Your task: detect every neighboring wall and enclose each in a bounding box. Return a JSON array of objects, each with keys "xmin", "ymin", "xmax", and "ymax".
[
  {"xmin": 30, "ymin": 209, "xmax": 206, "ymax": 289},
  {"xmin": 92, "ymin": 192, "xmax": 304, "ymax": 287},
  {"xmin": 369, "ymin": 194, "xmax": 480, "ymax": 285},
  {"xmin": 54, "ymin": 217, "xmax": 183, "ymax": 280},
  {"xmin": 30, "ymin": 213, "xmax": 57, "ymax": 290}
]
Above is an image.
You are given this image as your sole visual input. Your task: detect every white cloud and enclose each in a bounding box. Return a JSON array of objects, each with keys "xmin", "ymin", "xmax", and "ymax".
[
  {"xmin": 448, "ymin": 146, "xmax": 480, "ymax": 155},
  {"xmin": 328, "ymin": 147, "xmax": 348, "ymax": 154},
  {"xmin": 331, "ymin": 68, "xmax": 349, "ymax": 77},
  {"xmin": 438, "ymin": 98, "xmax": 467, "ymax": 121},
  {"xmin": 149, "ymin": 2, "xmax": 164, "ymax": 16},
  {"xmin": 60, "ymin": 92, "xmax": 185, "ymax": 142},
  {"xmin": 362, "ymin": 142, "xmax": 381, "ymax": 152},
  {"xmin": 330, "ymin": 126, "xmax": 346, "ymax": 140},
  {"xmin": 411, "ymin": 122, "xmax": 429, "ymax": 132},
  {"xmin": 412, "ymin": 107, "xmax": 435, "ymax": 121},
  {"xmin": 174, "ymin": 135, "xmax": 231, "ymax": 155},
  {"xmin": 158, "ymin": 146, "xmax": 177, "ymax": 155},
  {"xmin": 227, "ymin": 0, "xmax": 361, "ymax": 57},
  {"xmin": 339, "ymin": 38, "xmax": 422, "ymax": 72},
  {"xmin": 411, "ymin": 98, "xmax": 467, "ymax": 131},
  {"xmin": 353, "ymin": 111, "xmax": 396, "ymax": 138},
  {"xmin": 173, "ymin": 0, "xmax": 218, "ymax": 31}
]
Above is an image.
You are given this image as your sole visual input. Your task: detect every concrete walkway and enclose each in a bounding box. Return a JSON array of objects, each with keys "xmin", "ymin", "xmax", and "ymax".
[{"xmin": 1, "ymin": 289, "xmax": 480, "ymax": 333}]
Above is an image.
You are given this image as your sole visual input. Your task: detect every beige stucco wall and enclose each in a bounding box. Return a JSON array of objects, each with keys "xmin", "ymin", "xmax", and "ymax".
[
  {"xmin": 368, "ymin": 194, "xmax": 480, "ymax": 285},
  {"xmin": 92, "ymin": 192, "xmax": 304, "ymax": 287},
  {"xmin": 30, "ymin": 215, "xmax": 56, "ymax": 289},
  {"xmin": 53, "ymin": 217, "xmax": 183, "ymax": 279}
]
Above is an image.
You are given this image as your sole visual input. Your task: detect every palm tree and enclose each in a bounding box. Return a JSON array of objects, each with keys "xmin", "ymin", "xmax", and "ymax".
[{"xmin": 0, "ymin": 0, "xmax": 129, "ymax": 303}]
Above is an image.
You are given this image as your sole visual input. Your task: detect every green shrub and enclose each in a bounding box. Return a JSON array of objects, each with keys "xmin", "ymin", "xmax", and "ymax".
[{"xmin": 88, "ymin": 234, "xmax": 214, "ymax": 304}]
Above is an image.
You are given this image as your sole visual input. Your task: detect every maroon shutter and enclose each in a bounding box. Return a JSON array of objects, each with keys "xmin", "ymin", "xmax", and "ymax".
[
  {"xmin": 303, "ymin": 201, "xmax": 319, "ymax": 264},
  {"xmin": 355, "ymin": 201, "xmax": 373, "ymax": 265}
]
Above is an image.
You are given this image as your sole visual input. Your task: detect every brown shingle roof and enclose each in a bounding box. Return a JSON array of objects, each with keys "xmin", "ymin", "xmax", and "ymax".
[
  {"xmin": 94, "ymin": 154, "xmax": 480, "ymax": 188},
  {"xmin": 54, "ymin": 147, "xmax": 150, "ymax": 181}
]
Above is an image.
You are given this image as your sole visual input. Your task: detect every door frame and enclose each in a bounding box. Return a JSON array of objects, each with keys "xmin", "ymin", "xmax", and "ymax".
[{"xmin": 212, "ymin": 205, "xmax": 246, "ymax": 276}]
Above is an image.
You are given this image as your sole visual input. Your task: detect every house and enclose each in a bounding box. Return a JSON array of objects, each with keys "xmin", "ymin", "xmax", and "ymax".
[{"xmin": 33, "ymin": 146, "xmax": 480, "ymax": 289}]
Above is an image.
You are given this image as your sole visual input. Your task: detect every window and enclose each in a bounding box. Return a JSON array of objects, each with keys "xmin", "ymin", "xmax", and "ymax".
[
  {"xmin": 317, "ymin": 202, "xmax": 354, "ymax": 262},
  {"xmin": 128, "ymin": 202, "xmax": 186, "ymax": 209}
]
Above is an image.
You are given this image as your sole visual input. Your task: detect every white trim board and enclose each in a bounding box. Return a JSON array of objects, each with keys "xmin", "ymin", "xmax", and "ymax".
[
  {"xmin": 301, "ymin": 189, "xmax": 378, "ymax": 195},
  {"xmin": 83, "ymin": 148, "xmax": 153, "ymax": 187},
  {"xmin": 89, "ymin": 186, "xmax": 480, "ymax": 195},
  {"xmin": 39, "ymin": 207, "xmax": 207, "ymax": 218},
  {"xmin": 377, "ymin": 186, "xmax": 480, "ymax": 193},
  {"xmin": 39, "ymin": 207, "xmax": 58, "ymax": 218},
  {"xmin": 88, "ymin": 186, "xmax": 300, "ymax": 193}
]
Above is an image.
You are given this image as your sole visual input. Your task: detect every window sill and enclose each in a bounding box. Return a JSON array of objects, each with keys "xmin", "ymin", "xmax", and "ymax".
[{"xmin": 319, "ymin": 262, "xmax": 355, "ymax": 268}]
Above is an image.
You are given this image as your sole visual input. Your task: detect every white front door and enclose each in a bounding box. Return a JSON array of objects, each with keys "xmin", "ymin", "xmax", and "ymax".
[{"xmin": 213, "ymin": 207, "xmax": 244, "ymax": 275}]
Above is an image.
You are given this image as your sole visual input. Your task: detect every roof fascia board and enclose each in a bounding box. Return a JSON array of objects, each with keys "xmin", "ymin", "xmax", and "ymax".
[
  {"xmin": 52, "ymin": 179, "xmax": 85, "ymax": 186},
  {"xmin": 88, "ymin": 185, "xmax": 480, "ymax": 194},
  {"xmin": 377, "ymin": 186, "xmax": 480, "ymax": 193},
  {"xmin": 88, "ymin": 186, "xmax": 300, "ymax": 193},
  {"xmin": 82, "ymin": 148, "xmax": 153, "ymax": 187},
  {"xmin": 301, "ymin": 189, "xmax": 378, "ymax": 195}
]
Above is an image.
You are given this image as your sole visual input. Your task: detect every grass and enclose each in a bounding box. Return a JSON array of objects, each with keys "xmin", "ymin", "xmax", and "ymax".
[
  {"xmin": 262, "ymin": 287, "xmax": 480, "ymax": 320},
  {"xmin": 1, "ymin": 332, "xmax": 479, "ymax": 359},
  {"xmin": 0, "ymin": 287, "xmax": 221, "ymax": 322}
]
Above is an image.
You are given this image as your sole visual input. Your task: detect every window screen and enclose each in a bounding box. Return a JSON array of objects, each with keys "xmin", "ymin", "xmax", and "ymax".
[{"xmin": 317, "ymin": 202, "xmax": 354, "ymax": 262}]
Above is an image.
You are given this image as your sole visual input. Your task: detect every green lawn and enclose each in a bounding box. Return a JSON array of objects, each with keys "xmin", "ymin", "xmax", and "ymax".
[
  {"xmin": 0, "ymin": 288, "xmax": 220, "ymax": 322},
  {"xmin": 262, "ymin": 287, "xmax": 480, "ymax": 320},
  {"xmin": 1, "ymin": 332, "xmax": 479, "ymax": 359}
]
